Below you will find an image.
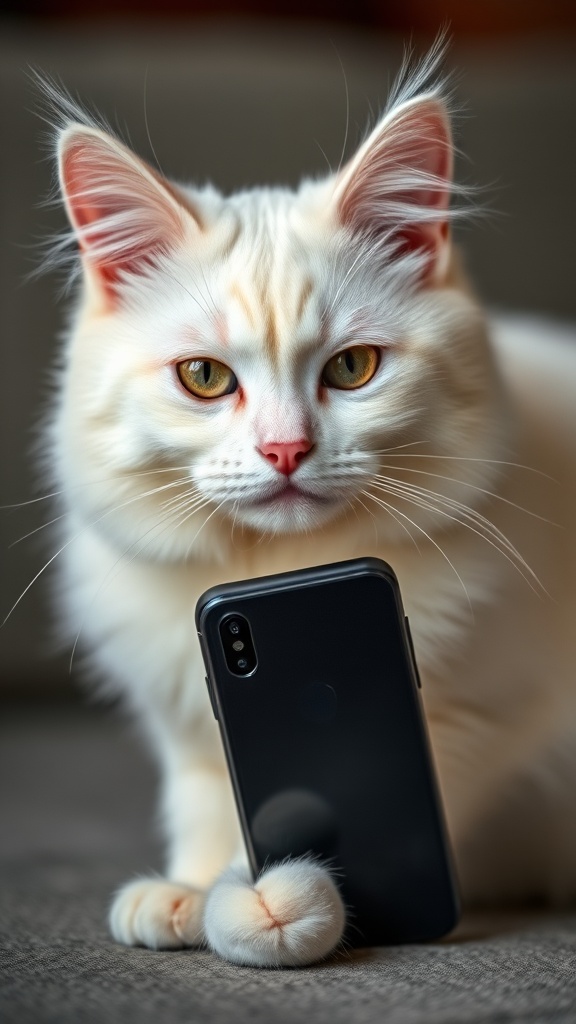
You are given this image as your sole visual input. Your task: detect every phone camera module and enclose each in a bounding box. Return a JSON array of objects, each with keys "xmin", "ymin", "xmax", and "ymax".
[{"xmin": 219, "ymin": 614, "xmax": 258, "ymax": 677}]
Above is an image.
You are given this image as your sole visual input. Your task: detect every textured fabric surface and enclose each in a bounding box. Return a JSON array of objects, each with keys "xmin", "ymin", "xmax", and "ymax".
[
  {"xmin": 2, "ymin": 704, "xmax": 576, "ymax": 1023},
  {"xmin": 3, "ymin": 860, "xmax": 576, "ymax": 1024}
]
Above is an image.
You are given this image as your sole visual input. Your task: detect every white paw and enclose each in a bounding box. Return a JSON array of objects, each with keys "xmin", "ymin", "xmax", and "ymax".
[
  {"xmin": 204, "ymin": 859, "xmax": 346, "ymax": 967},
  {"xmin": 110, "ymin": 878, "xmax": 205, "ymax": 949}
]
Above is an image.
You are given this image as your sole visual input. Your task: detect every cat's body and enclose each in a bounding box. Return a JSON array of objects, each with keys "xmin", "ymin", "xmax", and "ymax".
[{"xmin": 43, "ymin": 50, "xmax": 576, "ymax": 965}]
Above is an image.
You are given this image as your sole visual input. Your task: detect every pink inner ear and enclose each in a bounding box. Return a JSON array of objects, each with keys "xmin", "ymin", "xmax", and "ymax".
[
  {"xmin": 398, "ymin": 108, "xmax": 452, "ymax": 210},
  {"xmin": 61, "ymin": 133, "xmax": 184, "ymax": 295},
  {"xmin": 337, "ymin": 101, "xmax": 453, "ymax": 276},
  {"xmin": 63, "ymin": 145, "xmax": 138, "ymax": 286}
]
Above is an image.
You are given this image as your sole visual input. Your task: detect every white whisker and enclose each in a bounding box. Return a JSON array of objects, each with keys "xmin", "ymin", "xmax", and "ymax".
[
  {"xmin": 68, "ymin": 493, "xmax": 216, "ymax": 672},
  {"xmin": 358, "ymin": 488, "xmax": 419, "ymax": 550},
  {"xmin": 164, "ymin": 268, "xmax": 213, "ymax": 322},
  {"xmin": 375, "ymin": 465, "xmax": 557, "ymax": 524},
  {"xmin": 370, "ymin": 452, "xmax": 556, "ymax": 480},
  {"xmin": 9, "ymin": 475, "xmax": 195, "ymax": 548},
  {"xmin": 370, "ymin": 476, "xmax": 547, "ymax": 596},
  {"xmin": 183, "ymin": 500, "xmax": 226, "ymax": 561},
  {"xmin": 9, "ymin": 512, "xmax": 69, "ymax": 547},
  {"xmin": 2, "ymin": 476, "xmax": 195, "ymax": 627},
  {"xmin": 1, "ymin": 465, "xmax": 194, "ymax": 510},
  {"xmin": 324, "ymin": 236, "xmax": 384, "ymax": 318},
  {"xmin": 363, "ymin": 486, "xmax": 473, "ymax": 613},
  {"xmin": 159, "ymin": 485, "xmax": 204, "ymax": 512},
  {"xmin": 375, "ymin": 473, "xmax": 540, "ymax": 568},
  {"xmin": 373, "ymin": 440, "xmax": 428, "ymax": 455},
  {"xmin": 373, "ymin": 473, "xmax": 542, "ymax": 580}
]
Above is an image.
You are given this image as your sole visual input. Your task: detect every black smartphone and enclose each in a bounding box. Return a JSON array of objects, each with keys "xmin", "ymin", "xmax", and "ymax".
[{"xmin": 195, "ymin": 557, "xmax": 459, "ymax": 947}]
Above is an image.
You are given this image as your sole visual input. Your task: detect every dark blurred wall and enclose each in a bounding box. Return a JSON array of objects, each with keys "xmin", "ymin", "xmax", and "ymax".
[{"xmin": 3, "ymin": 0, "xmax": 576, "ymax": 33}]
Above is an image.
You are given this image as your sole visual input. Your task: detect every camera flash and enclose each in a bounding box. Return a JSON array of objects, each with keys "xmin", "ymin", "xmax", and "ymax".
[{"xmin": 232, "ymin": 640, "xmax": 244, "ymax": 652}]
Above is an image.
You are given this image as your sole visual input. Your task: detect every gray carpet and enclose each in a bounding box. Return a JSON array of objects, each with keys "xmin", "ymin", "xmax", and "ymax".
[{"xmin": 2, "ymin": 702, "xmax": 576, "ymax": 1023}]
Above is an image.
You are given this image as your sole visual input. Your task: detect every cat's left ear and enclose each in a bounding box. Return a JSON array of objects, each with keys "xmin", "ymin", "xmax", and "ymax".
[
  {"xmin": 57, "ymin": 124, "xmax": 193, "ymax": 305},
  {"xmin": 332, "ymin": 94, "xmax": 453, "ymax": 283}
]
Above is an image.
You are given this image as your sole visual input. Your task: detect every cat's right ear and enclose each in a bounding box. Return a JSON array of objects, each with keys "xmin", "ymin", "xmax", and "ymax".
[
  {"xmin": 57, "ymin": 125, "xmax": 194, "ymax": 306},
  {"xmin": 331, "ymin": 93, "xmax": 453, "ymax": 284}
]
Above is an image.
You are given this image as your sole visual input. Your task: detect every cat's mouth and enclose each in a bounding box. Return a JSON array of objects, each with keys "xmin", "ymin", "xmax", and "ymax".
[
  {"xmin": 251, "ymin": 482, "xmax": 334, "ymax": 508},
  {"xmin": 219, "ymin": 478, "xmax": 347, "ymax": 534}
]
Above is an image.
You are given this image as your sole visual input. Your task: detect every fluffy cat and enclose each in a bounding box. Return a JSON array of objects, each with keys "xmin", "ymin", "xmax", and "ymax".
[{"xmin": 39, "ymin": 44, "xmax": 576, "ymax": 967}]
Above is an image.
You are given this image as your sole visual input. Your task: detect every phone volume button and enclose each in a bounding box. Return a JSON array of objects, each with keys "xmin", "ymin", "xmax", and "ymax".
[
  {"xmin": 405, "ymin": 617, "xmax": 422, "ymax": 689},
  {"xmin": 205, "ymin": 675, "xmax": 219, "ymax": 720}
]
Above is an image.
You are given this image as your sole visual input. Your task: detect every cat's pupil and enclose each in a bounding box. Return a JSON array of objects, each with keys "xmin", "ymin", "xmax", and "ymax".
[
  {"xmin": 202, "ymin": 361, "xmax": 211, "ymax": 385},
  {"xmin": 345, "ymin": 351, "xmax": 355, "ymax": 374}
]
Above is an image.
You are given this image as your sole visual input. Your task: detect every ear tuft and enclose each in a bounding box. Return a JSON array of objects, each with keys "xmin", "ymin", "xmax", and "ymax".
[
  {"xmin": 333, "ymin": 93, "xmax": 453, "ymax": 282},
  {"xmin": 58, "ymin": 125, "xmax": 188, "ymax": 296}
]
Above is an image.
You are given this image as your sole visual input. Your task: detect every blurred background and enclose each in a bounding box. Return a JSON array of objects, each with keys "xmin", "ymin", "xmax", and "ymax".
[{"xmin": 1, "ymin": 1, "xmax": 576, "ymax": 701}]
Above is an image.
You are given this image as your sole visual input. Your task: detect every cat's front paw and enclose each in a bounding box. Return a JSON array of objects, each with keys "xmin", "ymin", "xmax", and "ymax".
[
  {"xmin": 110, "ymin": 878, "xmax": 205, "ymax": 949},
  {"xmin": 204, "ymin": 859, "xmax": 345, "ymax": 967}
]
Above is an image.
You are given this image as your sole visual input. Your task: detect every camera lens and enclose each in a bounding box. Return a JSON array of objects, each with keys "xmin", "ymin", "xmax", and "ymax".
[
  {"xmin": 228, "ymin": 621, "xmax": 241, "ymax": 636},
  {"xmin": 237, "ymin": 658, "xmax": 248, "ymax": 670}
]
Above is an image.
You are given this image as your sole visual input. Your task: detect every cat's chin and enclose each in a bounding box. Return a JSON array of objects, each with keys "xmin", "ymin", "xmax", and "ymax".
[{"xmin": 233, "ymin": 485, "xmax": 343, "ymax": 535}]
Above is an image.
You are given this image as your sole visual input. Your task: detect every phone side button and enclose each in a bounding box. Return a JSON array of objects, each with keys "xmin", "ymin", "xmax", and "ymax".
[
  {"xmin": 405, "ymin": 617, "xmax": 422, "ymax": 689},
  {"xmin": 205, "ymin": 675, "xmax": 219, "ymax": 720}
]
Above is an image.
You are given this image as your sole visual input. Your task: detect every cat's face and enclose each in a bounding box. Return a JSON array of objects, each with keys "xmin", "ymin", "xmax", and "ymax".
[{"xmin": 53, "ymin": 82, "xmax": 501, "ymax": 564}]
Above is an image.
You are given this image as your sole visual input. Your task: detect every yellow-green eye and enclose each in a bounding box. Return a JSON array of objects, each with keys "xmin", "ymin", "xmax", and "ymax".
[
  {"xmin": 177, "ymin": 358, "xmax": 238, "ymax": 399},
  {"xmin": 322, "ymin": 345, "xmax": 379, "ymax": 390}
]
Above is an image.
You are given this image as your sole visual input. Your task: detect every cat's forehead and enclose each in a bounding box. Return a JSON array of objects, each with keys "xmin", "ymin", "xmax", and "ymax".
[
  {"xmin": 224, "ymin": 269, "xmax": 319, "ymax": 365},
  {"xmin": 224, "ymin": 185, "xmax": 327, "ymax": 276},
  {"xmin": 214, "ymin": 187, "xmax": 330, "ymax": 360}
]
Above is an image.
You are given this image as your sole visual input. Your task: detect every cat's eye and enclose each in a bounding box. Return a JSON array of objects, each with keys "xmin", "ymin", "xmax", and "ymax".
[
  {"xmin": 321, "ymin": 345, "xmax": 380, "ymax": 390},
  {"xmin": 177, "ymin": 358, "xmax": 238, "ymax": 399}
]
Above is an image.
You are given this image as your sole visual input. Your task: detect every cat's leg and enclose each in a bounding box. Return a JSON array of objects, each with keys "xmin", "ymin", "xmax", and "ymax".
[
  {"xmin": 106, "ymin": 687, "xmax": 345, "ymax": 964},
  {"xmin": 162, "ymin": 765, "xmax": 346, "ymax": 966},
  {"xmin": 155, "ymin": 751, "xmax": 346, "ymax": 965},
  {"xmin": 110, "ymin": 751, "xmax": 346, "ymax": 964},
  {"xmin": 110, "ymin": 734, "xmax": 242, "ymax": 950}
]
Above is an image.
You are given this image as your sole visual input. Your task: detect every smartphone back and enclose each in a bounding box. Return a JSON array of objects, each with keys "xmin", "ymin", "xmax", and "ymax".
[{"xmin": 196, "ymin": 558, "xmax": 459, "ymax": 947}]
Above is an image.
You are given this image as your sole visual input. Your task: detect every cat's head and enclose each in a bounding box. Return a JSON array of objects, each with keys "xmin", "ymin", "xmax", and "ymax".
[{"xmin": 49, "ymin": 53, "xmax": 502, "ymax": 566}]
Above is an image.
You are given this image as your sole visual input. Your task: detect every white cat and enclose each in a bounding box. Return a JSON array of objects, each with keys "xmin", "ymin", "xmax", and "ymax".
[{"xmin": 41, "ymin": 45, "xmax": 576, "ymax": 967}]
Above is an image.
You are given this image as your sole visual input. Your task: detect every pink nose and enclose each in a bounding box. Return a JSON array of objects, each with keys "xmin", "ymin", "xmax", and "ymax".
[{"xmin": 258, "ymin": 440, "xmax": 313, "ymax": 476}]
